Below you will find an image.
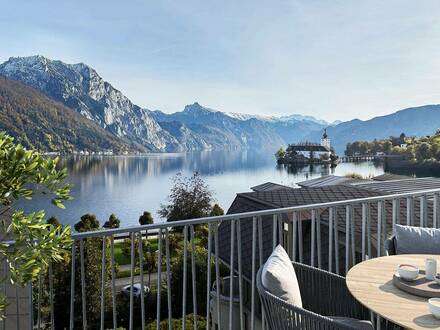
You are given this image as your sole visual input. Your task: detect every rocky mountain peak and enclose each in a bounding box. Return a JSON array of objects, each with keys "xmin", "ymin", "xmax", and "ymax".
[{"xmin": 0, "ymin": 55, "xmax": 178, "ymax": 152}]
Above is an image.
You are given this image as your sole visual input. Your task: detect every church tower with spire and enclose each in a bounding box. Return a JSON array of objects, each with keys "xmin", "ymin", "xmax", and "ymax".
[{"xmin": 320, "ymin": 128, "xmax": 331, "ymax": 150}]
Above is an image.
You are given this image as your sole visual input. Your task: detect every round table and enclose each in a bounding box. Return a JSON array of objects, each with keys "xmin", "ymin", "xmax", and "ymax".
[{"xmin": 346, "ymin": 255, "xmax": 440, "ymax": 330}]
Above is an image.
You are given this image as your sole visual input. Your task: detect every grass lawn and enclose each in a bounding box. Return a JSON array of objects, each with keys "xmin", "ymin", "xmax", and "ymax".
[
  {"xmin": 113, "ymin": 235, "xmax": 203, "ymax": 278},
  {"xmin": 113, "ymin": 237, "xmax": 158, "ymax": 265}
]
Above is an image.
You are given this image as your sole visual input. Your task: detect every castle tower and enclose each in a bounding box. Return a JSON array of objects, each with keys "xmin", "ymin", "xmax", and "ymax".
[{"xmin": 321, "ymin": 128, "xmax": 331, "ymax": 150}]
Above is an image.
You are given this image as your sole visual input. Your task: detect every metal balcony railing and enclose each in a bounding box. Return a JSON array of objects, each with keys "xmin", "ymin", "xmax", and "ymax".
[{"xmin": 3, "ymin": 187, "xmax": 440, "ymax": 329}]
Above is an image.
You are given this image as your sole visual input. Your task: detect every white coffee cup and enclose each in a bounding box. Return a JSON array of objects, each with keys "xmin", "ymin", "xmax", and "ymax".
[{"xmin": 426, "ymin": 258, "xmax": 437, "ymax": 281}]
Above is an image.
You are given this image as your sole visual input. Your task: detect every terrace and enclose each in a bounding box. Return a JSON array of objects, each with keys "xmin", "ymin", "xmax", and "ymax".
[{"xmin": 3, "ymin": 182, "xmax": 440, "ymax": 329}]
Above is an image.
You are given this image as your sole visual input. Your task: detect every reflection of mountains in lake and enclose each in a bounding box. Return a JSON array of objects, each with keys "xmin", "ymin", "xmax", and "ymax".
[
  {"xmin": 59, "ymin": 150, "xmax": 276, "ymax": 180},
  {"xmin": 18, "ymin": 151, "xmax": 384, "ymax": 227}
]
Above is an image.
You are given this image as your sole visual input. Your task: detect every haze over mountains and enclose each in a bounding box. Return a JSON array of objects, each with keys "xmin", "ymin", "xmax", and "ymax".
[{"xmin": 0, "ymin": 55, "xmax": 439, "ymax": 154}]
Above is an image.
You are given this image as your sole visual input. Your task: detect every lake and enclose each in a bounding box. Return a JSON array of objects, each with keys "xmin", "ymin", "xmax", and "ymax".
[{"xmin": 19, "ymin": 150, "xmax": 385, "ymax": 227}]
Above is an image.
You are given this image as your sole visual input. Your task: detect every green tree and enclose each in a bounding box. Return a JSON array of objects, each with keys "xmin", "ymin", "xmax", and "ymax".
[
  {"xmin": 159, "ymin": 173, "xmax": 215, "ymax": 222},
  {"xmin": 74, "ymin": 213, "xmax": 100, "ymax": 232},
  {"xmin": 121, "ymin": 236, "xmax": 157, "ymax": 287},
  {"xmin": 47, "ymin": 216, "xmax": 61, "ymax": 227},
  {"xmin": 274, "ymin": 147, "xmax": 285, "ymax": 161},
  {"xmin": 104, "ymin": 213, "xmax": 120, "ymax": 229},
  {"xmin": 416, "ymin": 142, "xmax": 431, "ymax": 161},
  {"xmin": 139, "ymin": 211, "xmax": 154, "ymax": 225},
  {"xmin": 170, "ymin": 246, "xmax": 214, "ymax": 319},
  {"xmin": 56, "ymin": 214, "xmax": 113, "ymax": 328},
  {"xmin": 0, "ymin": 133, "xmax": 72, "ymax": 319},
  {"xmin": 210, "ymin": 204, "xmax": 224, "ymax": 217}
]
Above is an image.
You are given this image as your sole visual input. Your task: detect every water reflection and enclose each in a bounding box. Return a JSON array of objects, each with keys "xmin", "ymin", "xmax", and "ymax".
[{"xmin": 18, "ymin": 150, "xmax": 384, "ymax": 227}]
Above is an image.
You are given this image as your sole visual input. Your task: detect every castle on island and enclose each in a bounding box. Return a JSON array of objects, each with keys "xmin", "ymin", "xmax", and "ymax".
[{"xmin": 288, "ymin": 129, "xmax": 332, "ymax": 160}]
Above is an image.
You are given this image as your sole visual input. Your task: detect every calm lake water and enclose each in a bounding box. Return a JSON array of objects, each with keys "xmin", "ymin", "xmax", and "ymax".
[{"xmin": 19, "ymin": 150, "xmax": 385, "ymax": 227}]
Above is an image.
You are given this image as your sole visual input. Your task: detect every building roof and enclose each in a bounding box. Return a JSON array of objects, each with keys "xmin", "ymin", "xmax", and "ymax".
[
  {"xmin": 250, "ymin": 182, "xmax": 292, "ymax": 192},
  {"xmin": 288, "ymin": 144, "xmax": 330, "ymax": 152},
  {"xmin": 218, "ymin": 177, "xmax": 440, "ymax": 279},
  {"xmin": 233, "ymin": 185, "xmax": 382, "ymax": 210},
  {"xmin": 372, "ymin": 173, "xmax": 412, "ymax": 181},
  {"xmin": 354, "ymin": 177, "xmax": 440, "ymax": 194},
  {"xmin": 218, "ymin": 185, "xmax": 384, "ymax": 278},
  {"xmin": 296, "ymin": 175, "xmax": 368, "ymax": 188}
]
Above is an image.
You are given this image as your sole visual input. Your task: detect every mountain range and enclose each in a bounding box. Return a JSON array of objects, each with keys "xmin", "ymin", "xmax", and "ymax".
[
  {"xmin": 305, "ymin": 104, "xmax": 440, "ymax": 152},
  {"xmin": 0, "ymin": 55, "xmax": 440, "ymax": 154}
]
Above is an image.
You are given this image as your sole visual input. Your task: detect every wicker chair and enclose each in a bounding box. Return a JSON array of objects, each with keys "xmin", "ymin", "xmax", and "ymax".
[
  {"xmin": 257, "ymin": 261, "xmax": 373, "ymax": 330},
  {"xmin": 385, "ymin": 235, "xmax": 397, "ymax": 255}
]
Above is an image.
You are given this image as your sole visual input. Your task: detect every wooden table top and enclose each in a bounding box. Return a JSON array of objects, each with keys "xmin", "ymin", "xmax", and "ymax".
[{"xmin": 346, "ymin": 255, "xmax": 440, "ymax": 330}]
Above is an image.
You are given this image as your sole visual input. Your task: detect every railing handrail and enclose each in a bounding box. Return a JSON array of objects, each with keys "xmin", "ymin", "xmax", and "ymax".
[{"xmin": 71, "ymin": 186, "xmax": 440, "ymax": 239}]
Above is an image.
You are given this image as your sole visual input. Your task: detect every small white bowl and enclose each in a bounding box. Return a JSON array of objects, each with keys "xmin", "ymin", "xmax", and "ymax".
[
  {"xmin": 429, "ymin": 298, "xmax": 440, "ymax": 319},
  {"xmin": 397, "ymin": 264, "xmax": 419, "ymax": 281}
]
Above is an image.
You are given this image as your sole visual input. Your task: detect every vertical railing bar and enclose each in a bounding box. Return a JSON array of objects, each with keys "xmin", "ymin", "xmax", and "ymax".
[
  {"xmin": 69, "ymin": 243, "xmax": 76, "ymax": 330},
  {"xmin": 377, "ymin": 201, "xmax": 382, "ymax": 257},
  {"xmin": 100, "ymin": 236, "xmax": 106, "ymax": 330},
  {"xmin": 214, "ymin": 224, "xmax": 221, "ymax": 330},
  {"xmin": 434, "ymin": 193, "xmax": 439, "ymax": 228},
  {"xmin": 298, "ymin": 212, "xmax": 303, "ymax": 264},
  {"xmin": 367, "ymin": 203, "xmax": 372, "ymax": 258},
  {"xmin": 316, "ymin": 210, "xmax": 322, "ymax": 269},
  {"xmin": 421, "ymin": 195, "xmax": 427, "ymax": 227},
  {"xmin": 110, "ymin": 236, "xmax": 117, "ymax": 329},
  {"xmin": 28, "ymin": 281, "xmax": 33, "ymax": 330},
  {"xmin": 15, "ymin": 276, "xmax": 19, "ymax": 330},
  {"xmin": 3, "ymin": 259, "xmax": 6, "ymax": 330},
  {"xmin": 328, "ymin": 207, "xmax": 333, "ymax": 273},
  {"xmin": 190, "ymin": 226, "xmax": 197, "ymax": 330},
  {"xmin": 48, "ymin": 261, "xmax": 54, "ymax": 330},
  {"xmin": 157, "ymin": 229, "xmax": 163, "ymax": 330},
  {"xmin": 37, "ymin": 274, "xmax": 42, "ymax": 330},
  {"xmin": 251, "ymin": 217, "xmax": 257, "ymax": 330},
  {"xmin": 258, "ymin": 217, "xmax": 265, "ymax": 330},
  {"xmin": 80, "ymin": 239, "xmax": 87, "ymax": 330},
  {"xmin": 311, "ymin": 210, "xmax": 316, "ymax": 267},
  {"xmin": 237, "ymin": 221, "xmax": 245, "ymax": 330},
  {"xmin": 229, "ymin": 220, "xmax": 236, "ymax": 330},
  {"xmin": 351, "ymin": 206, "xmax": 355, "ymax": 266},
  {"xmin": 138, "ymin": 231, "xmax": 145, "ymax": 330},
  {"xmin": 334, "ymin": 207, "xmax": 340, "ymax": 275},
  {"xmin": 392, "ymin": 199, "xmax": 397, "ymax": 231},
  {"xmin": 165, "ymin": 228, "xmax": 172, "ymax": 330},
  {"xmin": 361, "ymin": 203, "xmax": 367, "ymax": 261},
  {"xmin": 182, "ymin": 226, "xmax": 188, "ymax": 330},
  {"xmin": 292, "ymin": 212, "xmax": 297, "ymax": 262},
  {"xmin": 278, "ymin": 215, "xmax": 283, "ymax": 247},
  {"xmin": 345, "ymin": 205, "xmax": 350, "ymax": 274},
  {"xmin": 272, "ymin": 214, "xmax": 277, "ymax": 249},
  {"xmin": 382, "ymin": 201, "xmax": 387, "ymax": 256},
  {"xmin": 129, "ymin": 233, "xmax": 135, "ymax": 330},
  {"xmin": 206, "ymin": 223, "xmax": 212, "ymax": 330}
]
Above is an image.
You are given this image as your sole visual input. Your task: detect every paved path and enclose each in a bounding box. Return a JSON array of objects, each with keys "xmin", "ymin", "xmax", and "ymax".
[{"xmin": 115, "ymin": 272, "xmax": 167, "ymax": 289}]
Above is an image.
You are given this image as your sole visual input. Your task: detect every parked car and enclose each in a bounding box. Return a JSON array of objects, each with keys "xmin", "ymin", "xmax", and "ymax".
[{"xmin": 121, "ymin": 283, "xmax": 150, "ymax": 297}]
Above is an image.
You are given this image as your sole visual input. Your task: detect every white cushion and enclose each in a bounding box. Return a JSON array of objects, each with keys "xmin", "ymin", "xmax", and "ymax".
[
  {"xmin": 261, "ymin": 244, "xmax": 303, "ymax": 307},
  {"xmin": 395, "ymin": 224, "xmax": 440, "ymax": 254}
]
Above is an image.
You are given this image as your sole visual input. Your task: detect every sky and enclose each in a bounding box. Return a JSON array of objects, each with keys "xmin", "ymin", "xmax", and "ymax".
[{"xmin": 1, "ymin": 0, "xmax": 440, "ymax": 122}]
